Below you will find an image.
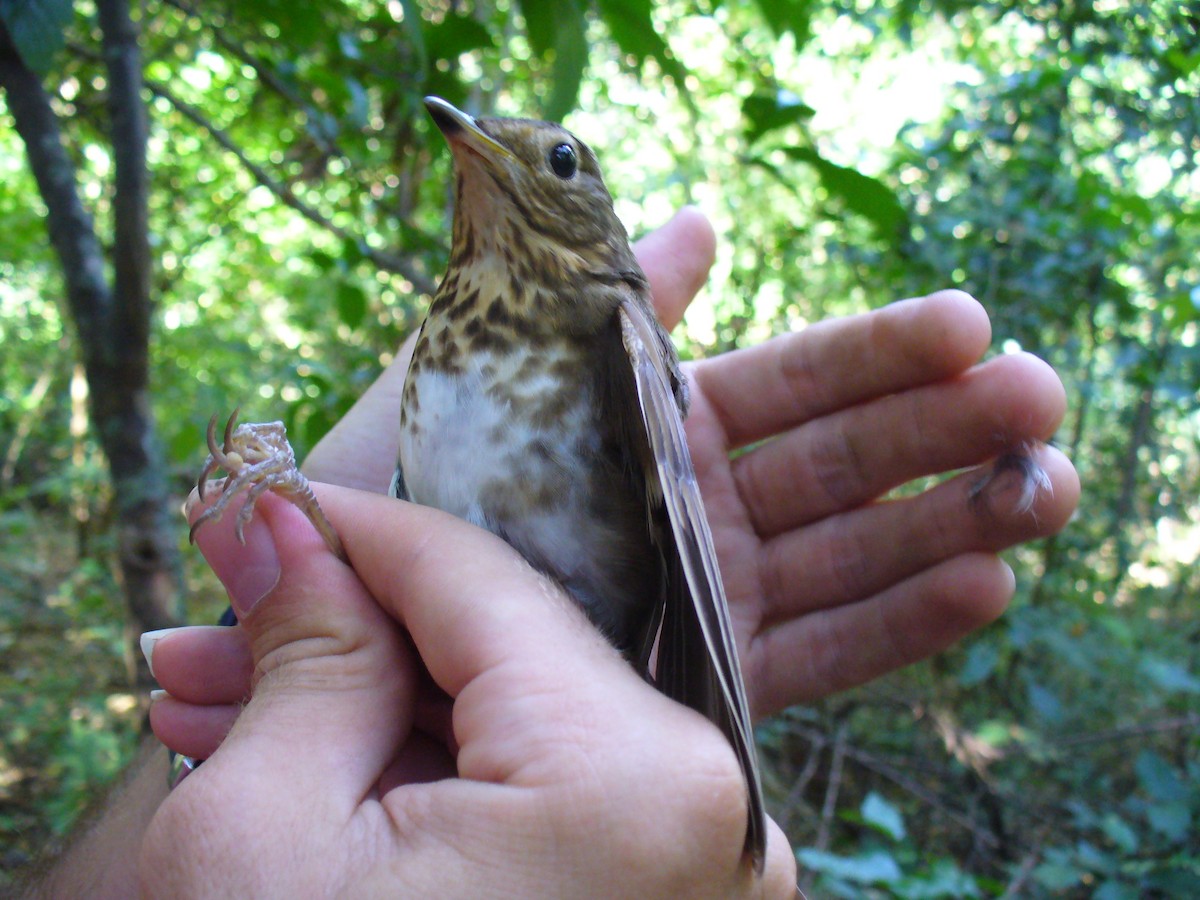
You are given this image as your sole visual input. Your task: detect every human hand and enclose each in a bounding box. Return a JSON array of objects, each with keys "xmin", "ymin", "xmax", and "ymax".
[
  {"xmin": 151, "ymin": 207, "xmax": 1079, "ymax": 737},
  {"xmin": 142, "ymin": 489, "xmax": 796, "ymax": 896},
  {"xmin": 298, "ymin": 206, "xmax": 1079, "ymax": 718}
]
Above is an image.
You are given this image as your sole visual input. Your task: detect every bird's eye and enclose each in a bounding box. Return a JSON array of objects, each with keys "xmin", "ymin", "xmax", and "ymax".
[{"xmin": 548, "ymin": 142, "xmax": 577, "ymax": 179}]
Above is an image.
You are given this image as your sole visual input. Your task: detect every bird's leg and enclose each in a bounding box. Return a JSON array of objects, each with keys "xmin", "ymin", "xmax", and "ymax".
[
  {"xmin": 189, "ymin": 410, "xmax": 347, "ymax": 562},
  {"xmin": 968, "ymin": 440, "xmax": 1053, "ymax": 518}
]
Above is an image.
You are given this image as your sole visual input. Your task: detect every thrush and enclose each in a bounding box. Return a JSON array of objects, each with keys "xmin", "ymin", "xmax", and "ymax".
[
  {"xmin": 192, "ymin": 98, "xmax": 1047, "ymax": 873},
  {"xmin": 395, "ymin": 97, "xmax": 768, "ymax": 866},
  {"xmin": 193, "ymin": 97, "xmax": 769, "ymax": 869}
]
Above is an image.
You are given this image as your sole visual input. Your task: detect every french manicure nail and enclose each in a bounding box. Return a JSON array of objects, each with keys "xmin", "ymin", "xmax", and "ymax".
[{"xmin": 140, "ymin": 627, "xmax": 186, "ymax": 679}]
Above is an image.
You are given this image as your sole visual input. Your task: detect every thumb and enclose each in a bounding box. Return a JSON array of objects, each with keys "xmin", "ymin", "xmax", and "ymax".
[
  {"xmin": 186, "ymin": 489, "xmax": 417, "ymax": 807},
  {"xmin": 634, "ymin": 205, "xmax": 716, "ymax": 331}
]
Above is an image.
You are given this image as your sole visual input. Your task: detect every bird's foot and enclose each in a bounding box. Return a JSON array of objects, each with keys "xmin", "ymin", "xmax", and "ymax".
[
  {"xmin": 968, "ymin": 440, "xmax": 1053, "ymax": 519},
  {"xmin": 189, "ymin": 410, "xmax": 346, "ymax": 562}
]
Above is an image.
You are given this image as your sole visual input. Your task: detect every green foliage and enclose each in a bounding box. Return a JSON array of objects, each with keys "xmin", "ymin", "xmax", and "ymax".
[
  {"xmin": 0, "ymin": 0, "xmax": 74, "ymax": 74},
  {"xmin": 519, "ymin": 0, "xmax": 588, "ymax": 120},
  {"xmin": 0, "ymin": 524, "xmax": 142, "ymax": 872},
  {"xmin": 2, "ymin": 0, "xmax": 1198, "ymax": 889}
]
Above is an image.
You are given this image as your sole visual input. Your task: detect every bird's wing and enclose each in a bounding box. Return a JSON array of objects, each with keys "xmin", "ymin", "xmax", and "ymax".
[
  {"xmin": 618, "ymin": 299, "xmax": 766, "ymax": 872},
  {"xmin": 389, "ymin": 462, "xmax": 409, "ymax": 501}
]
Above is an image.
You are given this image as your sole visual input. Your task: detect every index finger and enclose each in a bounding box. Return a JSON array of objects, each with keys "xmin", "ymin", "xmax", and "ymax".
[
  {"xmin": 692, "ymin": 291, "xmax": 992, "ymax": 448},
  {"xmin": 314, "ymin": 489, "xmax": 627, "ymax": 703}
]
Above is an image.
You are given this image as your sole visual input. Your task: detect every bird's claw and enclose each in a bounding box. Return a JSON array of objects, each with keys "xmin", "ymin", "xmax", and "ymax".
[
  {"xmin": 968, "ymin": 440, "xmax": 1053, "ymax": 518},
  {"xmin": 189, "ymin": 410, "xmax": 346, "ymax": 561}
]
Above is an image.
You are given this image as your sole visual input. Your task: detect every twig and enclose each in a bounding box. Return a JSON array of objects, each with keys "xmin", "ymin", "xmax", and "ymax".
[
  {"xmin": 147, "ymin": 78, "xmax": 436, "ymax": 294},
  {"xmin": 162, "ymin": 0, "xmax": 347, "ymax": 161},
  {"xmin": 813, "ymin": 723, "xmax": 847, "ymax": 853},
  {"xmin": 1, "ymin": 364, "xmax": 57, "ymax": 489},
  {"xmin": 786, "ymin": 722, "xmax": 1003, "ymax": 850},
  {"xmin": 1000, "ymin": 844, "xmax": 1043, "ymax": 899},
  {"xmin": 777, "ymin": 729, "xmax": 826, "ymax": 833},
  {"xmin": 1048, "ymin": 713, "xmax": 1200, "ymax": 749}
]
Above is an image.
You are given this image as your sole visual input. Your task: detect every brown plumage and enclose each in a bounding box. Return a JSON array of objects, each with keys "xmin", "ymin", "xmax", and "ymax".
[
  {"xmin": 189, "ymin": 97, "xmax": 768, "ymax": 872},
  {"xmin": 393, "ymin": 97, "xmax": 766, "ymax": 869}
]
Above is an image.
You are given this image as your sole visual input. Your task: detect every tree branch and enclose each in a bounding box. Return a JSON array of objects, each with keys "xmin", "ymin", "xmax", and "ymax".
[
  {"xmin": 0, "ymin": 26, "xmax": 112, "ymax": 370},
  {"xmin": 146, "ymin": 78, "xmax": 436, "ymax": 294},
  {"xmin": 98, "ymin": 0, "xmax": 152, "ymax": 398},
  {"xmin": 1, "ymin": 10, "xmax": 182, "ymax": 635},
  {"xmin": 162, "ymin": 0, "xmax": 348, "ymax": 162}
]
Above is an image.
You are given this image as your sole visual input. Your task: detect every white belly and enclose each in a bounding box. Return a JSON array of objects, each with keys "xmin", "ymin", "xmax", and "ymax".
[
  {"xmin": 397, "ymin": 345, "xmax": 657, "ymax": 642},
  {"xmin": 398, "ymin": 349, "xmax": 603, "ymax": 580}
]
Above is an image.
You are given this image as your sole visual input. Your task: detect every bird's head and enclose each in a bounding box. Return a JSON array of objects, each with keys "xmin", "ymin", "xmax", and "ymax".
[{"xmin": 424, "ymin": 97, "xmax": 636, "ymax": 276}]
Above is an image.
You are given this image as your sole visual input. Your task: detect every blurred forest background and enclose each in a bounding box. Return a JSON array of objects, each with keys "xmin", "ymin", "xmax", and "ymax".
[{"xmin": 1, "ymin": 0, "xmax": 1197, "ymax": 895}]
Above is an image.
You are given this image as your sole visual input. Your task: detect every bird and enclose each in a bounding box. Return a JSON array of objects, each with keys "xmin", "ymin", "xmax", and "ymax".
[
  {"xmin": 192, "ymin": 96, "xmax": 768, "ymax": 870},
  {"xmin": 395, "ymin": 96, "xmax": 768, "ymax": 868}
]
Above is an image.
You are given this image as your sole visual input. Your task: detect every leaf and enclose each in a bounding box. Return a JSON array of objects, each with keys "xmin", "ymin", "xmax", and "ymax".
[
  {"xmin": 742, "ymin": 91, "xmax": 815, "ymax": 145},
  {"xmin": 1139, "ymin": 657, "xmax": 1200, "ymax": 694},
  {"xmin": 1032, "ymin": 857, "xmax": 1084, "ymax": 891},
  {"xmin": 0, "ymin": 0, "xmax": 74, "ymax": 75},
  {"xmin": 752, "ymin": 0, "xmax": 814, "ymax": 47},
  {"xmin": 1100, "ymin": 813, "xmax": 1139, "ymax": 854},
  {"xmin": 959, "ymin": 641, "xmax": 999, "ymax": 686},
  {"xmin": 1093, "ymin": 881, "xmax": 1143, "ymax": 900},
  {"xmin": 236, "ymin": 0, "xmax": 326, "ymax": 48},
  {"xmin": 1146, "ymin": 801, "xmax": 1191, "ymax": 842},
  {"xmin": 520, "ymin": 0, "xmax": 588, "ymax": 121},
  {"xmin": 1026, "ymin": 680, "xmax": 1063, "ymax": 723},
  {"xmin": 343, "ymin": 77, "xmax": 369, "ymax": 130},
  {"xmin": 398, "ymin": 0, "xmax": 428, "ymax": 75},
  {"xmin": 594, "ymin": 0, "xmax": 692, "ymax": 101},
  {"xmin": 1135, "ymin": 750, "xmax": 1183, "ymax": 803},
  {"xmin": 861, "ymin": 792, "xmax": 906, "ymax": 841},
  {"xmin": 783, "ymin": 146, "xmax": 908, "ymax": 240},
  {"xmin": 796, "ymin": 848, "xmax": 902, "ymax": 884},
  {"xmin": 894, "ymin": 858, "xmax": 981, "ymax": 898},
  {"xmin": 336, "ymin": 281, "xmax": 367, "ymax": 328},
  {"xmin": 423, "ymin": 12, "xmax": 496, "ymax": 62}
]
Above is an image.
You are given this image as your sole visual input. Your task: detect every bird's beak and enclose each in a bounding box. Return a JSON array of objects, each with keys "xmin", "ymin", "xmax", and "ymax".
[{"xmin": 424, "ymin": 96, "xmax": 517, "ymax": 163}]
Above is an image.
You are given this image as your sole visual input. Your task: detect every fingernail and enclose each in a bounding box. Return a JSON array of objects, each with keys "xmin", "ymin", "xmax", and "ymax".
[
  {"xmin": 140, "ymin": 627, "xmax": 184, "ymax": 679},
  {"xmin": 214, "ymin": 513, "xmax": 281, "ymax": 618}
]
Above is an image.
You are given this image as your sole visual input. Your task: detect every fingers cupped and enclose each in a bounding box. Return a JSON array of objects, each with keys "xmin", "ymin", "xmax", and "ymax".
[
  {"xmin": 757, "ymin": 442, "xmax": 1076, "ymax": 625},
  {"xmin": 144, "ymin": 625, "xmax": 252, "ymax": 705},
  {"xmin": 733, "ymin": 350, "xmax": 1069, "ymax": 536},
  {"xmin": 752, "ymin": 552, "xmax": 1015, "ymax": 713},
  {"xmin": 149, "ymin": 696, "xmax": 241, "ymax": 760},
  {"xmin": 694, "ymin": 291, "xmax": 992, "ymax": 449}
]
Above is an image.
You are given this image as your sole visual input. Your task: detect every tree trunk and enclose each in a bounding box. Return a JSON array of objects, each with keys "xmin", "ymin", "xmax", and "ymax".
[{"xmin": 0, "ymin": 7, "xmax": 182, "ymax": 654}]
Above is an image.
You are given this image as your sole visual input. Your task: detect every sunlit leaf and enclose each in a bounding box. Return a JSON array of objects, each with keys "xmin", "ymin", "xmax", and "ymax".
[
  {"xmin": 784, "ymin": 146, "xmax": 907, "ymax": 240},
  {"xmin": 594, "ymin": 0, "xmax": 692, "ymax": 104},
  {"xmin": 861, "ymin": 792, "xmax": 906, "ymax": 841},
  {"xmin": 520, "ymin": 0, "xmax": 588, "ymax": 120},
  {"xmin": 797, "ymin": 848, "xmax": 902, "ymax": 884},
  {"xmin": 742, "ymin": 91, "xmax": 814, "ymax": 145}
]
